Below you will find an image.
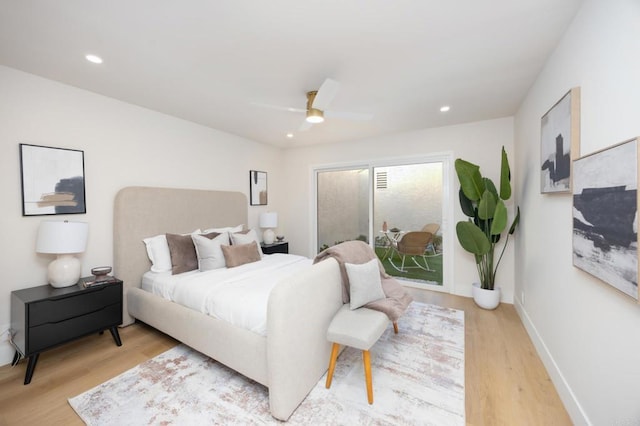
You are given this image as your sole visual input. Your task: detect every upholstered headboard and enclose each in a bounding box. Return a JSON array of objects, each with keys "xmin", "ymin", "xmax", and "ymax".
[{"xmin": 113, "ymin": 186, "xmax": 247, "ymax": 325}]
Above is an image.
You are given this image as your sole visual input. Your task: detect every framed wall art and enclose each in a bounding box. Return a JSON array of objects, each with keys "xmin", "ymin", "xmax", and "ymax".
[
  {"xmin": 20, "ymin": 143, "xmax": 86, "ymax": 216},
  {"xmin": 572, "ymin": 138, "xmax": 638, "ymax": 301},
  {"xmin": 249, "ymin": 170, "xmax": 267, "ymax": 206},
  {"xmin": 540, "ymin": 87, "xmax": 581, "ymax": 193}
]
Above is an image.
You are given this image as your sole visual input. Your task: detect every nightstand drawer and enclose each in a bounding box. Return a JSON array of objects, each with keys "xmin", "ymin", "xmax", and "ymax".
[
  {"xmin": 28, "ymin": 302, "xmax": 121, "ymax": 353},
  {"xmin": 261, "ymin": 242, "xmax": 288, "ymax": 254},
  {"xmin": 11, "ymin": 278, "xmax": 124, "ymax": 384},
  {"xmin": 29, "ymin": 284, "xmax": 121, "ymax": 326}
]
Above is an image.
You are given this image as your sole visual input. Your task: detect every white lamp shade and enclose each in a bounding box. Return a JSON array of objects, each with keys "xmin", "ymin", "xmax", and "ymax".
[
  {"xmin": 259, "ymin": 212, "xmax": 278, "ymax": 229},
  {"xmin": 36, "ymin": 221, "xmax": 88, "ymax": 254}
]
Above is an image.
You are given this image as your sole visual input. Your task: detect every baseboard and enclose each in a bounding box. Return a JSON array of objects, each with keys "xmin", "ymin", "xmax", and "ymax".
[{"xmin": 514, "ymin": 299, "xmax": 591, "ymax": 426}]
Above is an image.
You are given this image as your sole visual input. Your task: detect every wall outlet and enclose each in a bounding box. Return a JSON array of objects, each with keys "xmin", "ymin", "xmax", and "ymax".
[{"xmin": 521, "ymin": 291, "xmax": 525, "ymax": 306}]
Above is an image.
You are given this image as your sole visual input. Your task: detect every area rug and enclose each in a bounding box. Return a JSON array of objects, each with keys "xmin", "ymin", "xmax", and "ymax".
[{"xmin": 69, "ymin": 302, "xmax": 464, "ymax": 425}]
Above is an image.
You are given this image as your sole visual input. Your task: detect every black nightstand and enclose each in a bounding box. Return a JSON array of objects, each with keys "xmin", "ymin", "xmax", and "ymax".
[
  {"xmin": 261, "ymin": 241, "xmax": 289, "ymax": 255},
  {"xmin": 10, "ymin": 277, "xmax": 123, "ymax": 384}
]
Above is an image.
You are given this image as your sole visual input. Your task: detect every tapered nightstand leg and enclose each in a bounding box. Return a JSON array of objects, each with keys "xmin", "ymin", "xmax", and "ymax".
[
  {"xmin": 24, "ymin": 353, "xmax": 39, "ymax": 385},
  {"xmin": 109, "ymin": 327, "xmax": 122, "ymax": 346},
  {"xmin": 11, "ymin": 350, "xmax": 21, "ymax": 366}
]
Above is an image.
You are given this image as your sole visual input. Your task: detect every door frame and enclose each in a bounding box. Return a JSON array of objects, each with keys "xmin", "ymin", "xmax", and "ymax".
[{"xmin": 311, "ymin": 151, "xmax": 455, "ymax": 294}]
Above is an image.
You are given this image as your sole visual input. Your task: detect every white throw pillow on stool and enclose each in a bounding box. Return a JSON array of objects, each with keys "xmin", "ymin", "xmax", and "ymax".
[{"xmin": 345, "ymin": 258, "xmax": 386, "ymax": 310}]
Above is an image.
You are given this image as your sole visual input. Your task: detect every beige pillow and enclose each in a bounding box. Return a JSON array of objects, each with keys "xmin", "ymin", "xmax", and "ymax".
[
  {"xmin": 143, "ymin": 229, "xmax": 201, "ymax": 273},
  {"xmin": 166, "ymin": 231, "xmax": 218, "ymax": 274},
  {"xmin": 221, "ymin": 241, "xmax": 261, "ymax": 268},
  {"xmin": 230, "ymin": 228, "xmax": 264, "ymax": 257}
]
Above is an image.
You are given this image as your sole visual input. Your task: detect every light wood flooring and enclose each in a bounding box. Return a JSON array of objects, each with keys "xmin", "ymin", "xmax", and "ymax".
[{"xmin": 0, "ymin": 289, "xmax": 571, "ymax": 425}]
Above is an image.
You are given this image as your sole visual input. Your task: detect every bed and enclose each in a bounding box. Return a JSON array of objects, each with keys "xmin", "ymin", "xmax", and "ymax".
[{"xmin": 113, "ymin": 186, "xmax": 343, "ymax": 421}]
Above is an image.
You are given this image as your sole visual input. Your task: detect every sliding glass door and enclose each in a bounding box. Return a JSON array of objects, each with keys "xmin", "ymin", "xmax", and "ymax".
[
  {"xmin": 315, "ymin": 155, "xmax": 450, "ymax": 291},
  {"xmin": 373, "ymin": 162, "xmax": 443, "ymax": 286},
  {"xmin": 317, "ymin": 167, "xmax": 369, "ymax": 253}
]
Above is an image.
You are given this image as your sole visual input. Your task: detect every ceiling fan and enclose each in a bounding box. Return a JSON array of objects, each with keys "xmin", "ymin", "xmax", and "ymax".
[{"xmin": 252, "ymin": 78, "xmax": 373, "ymax": 131}]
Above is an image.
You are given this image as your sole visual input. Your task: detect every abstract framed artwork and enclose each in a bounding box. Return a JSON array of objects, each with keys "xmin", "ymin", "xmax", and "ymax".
[
  {"xmin": 20, "ymin": 144, "xmax": 86, "ymax": 216},
  {"xmin": 540, "ymin": 87, "xmax": 581, "ymax": 193},
  {"xmin": 572, "ymin": 138, "xmax": 638, "ymax": 301},
  {"xmin": 249, "ymin": 170, "xmax": 267, "ymax": 206}
]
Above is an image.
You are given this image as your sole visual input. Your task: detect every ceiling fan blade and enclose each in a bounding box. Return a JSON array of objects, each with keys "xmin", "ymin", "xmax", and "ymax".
[
  {"xmin": 324, "ymin": 110, "xmax": 374, "ymax": 121},
  {"xmin": 311, "ymin": 78, "xmax": 340, "ymax": 110},
  {"xmin": 250, "ymin": 102, "xmax": 306, "ymax": 114},
  {"xmin": 298, "ymin": 120, "xmax": 313, "ymax": 132}
]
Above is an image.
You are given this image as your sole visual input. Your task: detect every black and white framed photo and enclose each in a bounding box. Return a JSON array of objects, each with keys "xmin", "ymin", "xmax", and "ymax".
[
  {"xmin": 249, "ymin": 170, "xmax": 267, "ymax": 206},
  {"xmin": 20, "ymin": 144, "xmax": 86, "ymax": 216},
  {"xmin": 540, "ymin": 87, "xmax": 581, "ymax": 193},
  {"xmin": 572, "ymin": 138, "xmax": 638, "ymax": 301}
]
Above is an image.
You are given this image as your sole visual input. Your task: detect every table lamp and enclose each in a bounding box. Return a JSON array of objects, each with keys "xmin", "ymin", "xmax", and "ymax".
[
  {"xmin": 259, "ymin": 212, "xmax": 278, "ymax": 245},
  {"xmin": 36, "ymin": 220, "xmax": 89, "ymax": 288}
]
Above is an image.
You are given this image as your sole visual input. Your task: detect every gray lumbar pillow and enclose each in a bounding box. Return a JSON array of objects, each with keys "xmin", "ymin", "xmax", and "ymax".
[{"xmin": 345, "ymin": 258, "xmax": 386, "ymax": 310}]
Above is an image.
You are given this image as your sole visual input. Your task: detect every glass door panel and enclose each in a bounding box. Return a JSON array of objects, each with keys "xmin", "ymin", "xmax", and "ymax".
[
  {"xmin": 373, "ymin": 162, "xmax": 443, "ymax": 286},
  {"xmin": 317, "ymin": 168, "xmax": 369, "ymax": 253}
]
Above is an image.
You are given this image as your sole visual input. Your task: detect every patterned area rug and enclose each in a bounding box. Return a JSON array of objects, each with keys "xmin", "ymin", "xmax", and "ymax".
[{"xmin": 69, "ymin": 302, "xmax": 464, "ymax": 425}]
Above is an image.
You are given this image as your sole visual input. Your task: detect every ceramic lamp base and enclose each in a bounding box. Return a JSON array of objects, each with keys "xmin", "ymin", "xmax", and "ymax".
[
  {"xmin": 263, "ymin": 229, "xmax": 275, "ymax": 245},
  {"xmin": 48, "ymin": 254, "xmax": 81, "ymax": 288}
]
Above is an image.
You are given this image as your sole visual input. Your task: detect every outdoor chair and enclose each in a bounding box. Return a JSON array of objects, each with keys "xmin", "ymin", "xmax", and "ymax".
[
  {"xmin": 420, "ymin": 223, "xmax": 440, "ymax": 255},
  {"xmin": 389, "ymin": 231, "xmax": 436, "ymax": 272}
]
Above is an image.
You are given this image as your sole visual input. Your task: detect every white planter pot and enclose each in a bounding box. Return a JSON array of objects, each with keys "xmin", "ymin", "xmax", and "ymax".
[{"xmin": 472, "ymin": 283, "xmax": 501, "ymax": 310}]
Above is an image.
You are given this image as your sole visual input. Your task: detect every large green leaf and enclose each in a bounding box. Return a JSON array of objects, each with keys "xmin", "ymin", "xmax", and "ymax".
[
  {"xmin": 499, "ymin": 146, "xmax": 512, "ymax": 200},
  {"xmin": 484, "ymin": 178, "xmax": 498, "ymax": 198},
  {"xmin": 477, "ymin": 190, "xmax": 497, "ymax": 220},
  {"xmin": 456, "ymin": 221, "xmax": 491, "ymax": 256},
  {"xmin": 455, "ymin": 159, "xmax": 485, "ymax": 201},
  {"xmin": 490, "ymin": 199, "xmax": 507, "ymax": 235},
  {"xmin": 458, "ymin": 188, "xmax": 475, "ymax": 217}
]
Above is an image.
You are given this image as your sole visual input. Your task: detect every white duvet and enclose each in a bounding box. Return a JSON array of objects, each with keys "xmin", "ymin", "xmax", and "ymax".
[{"xmin": 142, "ymin": 253, "xmax": 312, "ymax": 336}]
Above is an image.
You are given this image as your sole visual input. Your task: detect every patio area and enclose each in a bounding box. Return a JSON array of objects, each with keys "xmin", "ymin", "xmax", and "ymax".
[{"xmin": 375, "ymin": 246, "xmax": 443, "ymax": 286}]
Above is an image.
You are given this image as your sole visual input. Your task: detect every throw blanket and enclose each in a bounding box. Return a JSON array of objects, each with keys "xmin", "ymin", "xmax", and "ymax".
[{"xmin": 313, "ymin": 240, "xmax": 412, "ymax": 322}]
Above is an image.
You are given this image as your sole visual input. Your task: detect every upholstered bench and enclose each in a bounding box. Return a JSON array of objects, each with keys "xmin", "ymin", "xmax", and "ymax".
[{"xmin": 325, "ymin": 304, "xmax": 397, "ymax": 404}]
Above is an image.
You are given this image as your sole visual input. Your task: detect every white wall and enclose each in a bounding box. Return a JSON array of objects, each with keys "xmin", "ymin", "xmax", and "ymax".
[
  {"xmin": 282, "ymin": 117, "xmax": 516, "ymax": 300},
  {"xmin": 514, "ymin": 0, "xmax": 640, "ymax": 424},
  {"xmin": 0, "ymin": 66, "xmax": 283, "ymax": 366},
  {"xmin": 374, "ymin": 163, "xmax": 443, "ymax": 235}
]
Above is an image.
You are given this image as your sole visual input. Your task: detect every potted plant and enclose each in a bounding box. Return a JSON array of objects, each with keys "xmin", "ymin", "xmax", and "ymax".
[{"xmin": 454, "ymin": 146, "xmax": 520, "ymax": 309}]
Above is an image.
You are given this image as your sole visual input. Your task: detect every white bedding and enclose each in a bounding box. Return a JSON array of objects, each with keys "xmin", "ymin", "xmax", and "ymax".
[{"xmin": 142, "ymin": 253, "xmax": 312, "ymax": 336}]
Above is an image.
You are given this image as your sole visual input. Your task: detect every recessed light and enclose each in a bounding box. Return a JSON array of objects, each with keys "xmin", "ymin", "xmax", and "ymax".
[
  {"xmin": 85, "ymin": 54, "xmax": 103, "ymax": 64},
  {"xmin": 286, "ymin": 133, "xmax": 294, "ymax": 138},
  {"xmin": 440, "ymin": 105, "xmax": 451, "ymax": 112}
]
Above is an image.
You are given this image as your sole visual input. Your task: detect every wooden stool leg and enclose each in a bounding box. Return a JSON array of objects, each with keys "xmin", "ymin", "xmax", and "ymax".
[
  {"xmin": 363, "ymin": 350, "xmax": 373, "ymax": 404},
  {"xmin": 326, "ymin": 343, "xmax": 340, "ymax": 389},
  {"xmin": 393, "ymin": 322, "xmax": 398, "ymax": 334}
]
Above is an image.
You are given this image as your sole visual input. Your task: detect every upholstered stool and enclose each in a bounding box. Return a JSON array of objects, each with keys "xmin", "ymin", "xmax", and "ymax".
[{"xmin": 325, "ymin": 304, "xmax": 397, "ymax": 404}]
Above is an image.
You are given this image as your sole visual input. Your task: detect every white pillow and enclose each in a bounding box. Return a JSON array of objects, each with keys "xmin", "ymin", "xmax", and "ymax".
[
  {"xmin": 203, "ymin": 224, "xmax": 243, "ymax": 234},
  {"xmin": 143, "ymin": 229, "xmax": 201, "ymax": 273},
  {"xmin": 345, "ymin": 258, "xmax": 386, "ymax": 310},
  {"xmin": 192, "ymin": 232, "xmax": 230, "ymax": 271},
  {"xmin": 230, "ymin": 229, "xmax": 264, "ymax": 258},
  {"xmin": 143, "ymin": 234, "xmax": 172, "ymax": 273}
]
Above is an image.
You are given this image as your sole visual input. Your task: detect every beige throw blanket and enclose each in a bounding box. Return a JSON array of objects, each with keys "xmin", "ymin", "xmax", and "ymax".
[{"xmin": 313, "ymin": 240, "xmax": 413, "ymax": 322}]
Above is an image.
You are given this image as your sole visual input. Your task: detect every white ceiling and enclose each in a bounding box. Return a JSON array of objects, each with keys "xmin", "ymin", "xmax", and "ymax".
[{"xmin": 0, "ymin": 1, "xmax": 583, "ymax": 148}]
